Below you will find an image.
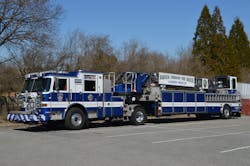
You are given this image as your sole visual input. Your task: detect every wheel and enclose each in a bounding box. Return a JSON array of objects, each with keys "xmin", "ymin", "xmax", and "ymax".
[
  {"xmin": 64, "ymin": 107, "xmax": 88, "ymax": 130},
  {"xmin": 130, "ymin": 107, "xmax": 147, "ymax": 125},
  {"xmin": 221, "ymin": 105, "xmax": 232, "ymax": 119}
]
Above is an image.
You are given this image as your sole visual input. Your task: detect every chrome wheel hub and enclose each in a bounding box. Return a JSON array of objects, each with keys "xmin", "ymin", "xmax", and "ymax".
[
  {"xmin": 135, "ymin": 111, "xmax": 144, "ymax": 123},
  {"xmin": 71, "ymin": 113, "xmax": 82, "ymax": 127},
  {"xmin": 224, "ymin": 109, "xmax": 230, "ymax": 117}
]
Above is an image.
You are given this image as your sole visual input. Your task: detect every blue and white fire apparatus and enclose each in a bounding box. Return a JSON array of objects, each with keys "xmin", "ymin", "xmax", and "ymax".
[{"xmin": 7, "ymin": 70, "xmax": 241, "ymax": 129}]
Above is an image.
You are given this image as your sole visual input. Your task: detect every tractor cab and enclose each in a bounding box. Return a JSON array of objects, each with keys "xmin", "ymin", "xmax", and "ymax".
[{"xmin": 213, "ymin": 76, "xmax": 237, "ymax": 94}]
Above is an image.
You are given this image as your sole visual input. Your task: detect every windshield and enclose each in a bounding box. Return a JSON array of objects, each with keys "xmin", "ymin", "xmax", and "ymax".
[
  {"xmin": 215, "ymin": 77, "xmax": 230, "ymax": 89},
  {"xmin": 23, "ymin": 78, "xmax": 51, "ymax": 92}
]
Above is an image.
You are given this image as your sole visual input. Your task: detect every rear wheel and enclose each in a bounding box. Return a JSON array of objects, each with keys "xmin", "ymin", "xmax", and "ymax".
[
  {"xmin": 64, "ymin": 107, "xmax": 88, "ymax": 130},
  {"xmin": 221, "ymin": 105, "xmax": 232, "ymax": 119},
  {"xmin": 130, "ymin": 107, "xmax": 147, "ymax": 125}
]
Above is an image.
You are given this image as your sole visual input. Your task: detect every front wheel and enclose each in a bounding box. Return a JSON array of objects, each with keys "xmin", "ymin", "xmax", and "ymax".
[
  {"xmin": 130, "ymin": 107, "xmax": 147, "ymax": 125},
  {"xmin": 221, "ymin": 105, "xmax": 232, "ymax": 119},
  {"xmin": 64, "ymin": 107, "xmax": 88, "ymax": 130}
]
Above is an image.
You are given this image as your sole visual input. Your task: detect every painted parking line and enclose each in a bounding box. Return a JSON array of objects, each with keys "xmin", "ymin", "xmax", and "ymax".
[
  {"xmin": 152, "ymin": 131, "xmax": 249, "ymax": 144},
  {"xmin": 220, "ymin": 146, "xmax": 250, "ymax": 153},
  {"xmin": 106, "ymin": 124, "xmax": 240, "ymax": 138}
]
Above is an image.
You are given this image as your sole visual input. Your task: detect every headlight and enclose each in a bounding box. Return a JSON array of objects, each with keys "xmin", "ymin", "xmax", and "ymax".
[{"xmin": 35, "ymin": 96, "xmax": 42, "ymax": 108}]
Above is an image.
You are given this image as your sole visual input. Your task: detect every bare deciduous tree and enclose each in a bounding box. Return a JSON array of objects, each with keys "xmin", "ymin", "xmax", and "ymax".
[
  {"xmin": 0, "ymin": 0, "xmax": 62, "ymax": 50},
  {"xmin": 0, "ymin": 63, "xmax": 20, "ymax": 93},
  {"xmin": 0, "ymin": 0, "xmax": 62, "ymax": 95},
  {"xmin": 58, "ymin": 30, "xmax": 118, "ymax": 72},
  {"xmin": 118, "ymin": 40, "xmax": 170, "ymax": 73}
]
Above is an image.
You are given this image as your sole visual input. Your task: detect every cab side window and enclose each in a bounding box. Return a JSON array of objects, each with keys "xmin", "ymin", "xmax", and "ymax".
[
  {"xmin": 84, "ymin": 75, "xmax": 96, "ymax": 91},
  {"xmin": 85, "ymin": 80, "xmax": 96, "ymax": 91},
  {"xmin": 54, "ymin": 79, "xmax": 67, "ymax": 91}
]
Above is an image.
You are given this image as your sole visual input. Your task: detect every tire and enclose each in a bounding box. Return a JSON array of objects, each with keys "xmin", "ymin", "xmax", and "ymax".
[
  {"xmin": 64, "ymin": 107, "xmax": 88, "ymax": 130},
  {"xmin": 221, "ymin": 105, "xmax": 232, "ymax": 119},
  {"xmin": 130, "ymin": 107, "xmax": 147, "ymax": 125}
]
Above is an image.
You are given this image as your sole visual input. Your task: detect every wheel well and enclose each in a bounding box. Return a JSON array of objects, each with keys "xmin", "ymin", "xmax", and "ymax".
[
  {"xmin": 223, "ymin": 104, "xmax": 231, "ymax": 110},
  {"xmin": 134, "ymin": 105, "xmax": 143, "ymax": 109},
  {"xmin": 134, "ymin": 105, "xmax": 146, "ymax": 112},
  {"xmin": 65, "ymin": 104, "xmax": 87, "ymax": 118}
]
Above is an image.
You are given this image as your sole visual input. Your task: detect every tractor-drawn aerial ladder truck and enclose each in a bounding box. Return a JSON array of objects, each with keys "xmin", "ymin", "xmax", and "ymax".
[{"xmin": 7, "ymin": 70, "xmax": 241, "ymax": 129}]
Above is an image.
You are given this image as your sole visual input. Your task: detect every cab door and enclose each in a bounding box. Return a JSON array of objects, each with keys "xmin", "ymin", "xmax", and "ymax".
[
  {"xmin": 50, "ymin": 77, "xmax": 69, "ymax": 120},
  {"xmin": 83, "ymin": 74, "xmax": 103, "ymax": 118},
  {"xmin": 54, "ymin": 77, "xmax": 69, "ymax": 102}
]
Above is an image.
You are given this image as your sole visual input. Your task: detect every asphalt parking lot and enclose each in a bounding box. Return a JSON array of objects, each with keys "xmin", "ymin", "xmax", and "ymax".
[{"xmin": 0, "ymin": 116, "xmax": 250, "ymax": 166}]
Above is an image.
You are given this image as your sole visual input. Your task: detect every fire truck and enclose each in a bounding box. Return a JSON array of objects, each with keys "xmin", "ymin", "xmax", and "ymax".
[{"xmin": 7, "ymin": 70, "xmax": 241, "ymax": 129}]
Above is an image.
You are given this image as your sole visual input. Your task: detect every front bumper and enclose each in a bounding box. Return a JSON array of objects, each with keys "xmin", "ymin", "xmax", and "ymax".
[{"xmin": 7, "ymin": 111, "xmax": 46, "ymax": 122}]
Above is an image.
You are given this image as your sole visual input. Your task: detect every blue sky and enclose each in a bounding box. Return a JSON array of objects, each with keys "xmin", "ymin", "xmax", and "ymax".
[{"xmin": 57, "ymin": 0, "xmax": 250, "ymax": 57}]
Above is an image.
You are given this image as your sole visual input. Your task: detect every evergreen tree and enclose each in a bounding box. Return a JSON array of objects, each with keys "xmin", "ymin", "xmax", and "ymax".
[
  {"xmin": 211, "ymin": 6, "xmax": 226, "ymax": 35},
  {"xmin": 209, "ymin": 7, "xmax": 231, "ymax": 75},
  {"xmin": 229, "ymin": 18, "xmax": 250, "ymax": 68},
  {"xmin": 192, "ymin": 5, "xmax": 212, "ymax": 65},
  {"xmin": 221, "ymin": 39, "xmax": 240, "ymax": 77},
  {"xmin": 193, "ymin": 5, "xmax": 240, "ymax": 78},
  {"xmin": 209, "ymin": 38, "xmax": 239, "ymax": 77},
  {"xmin": 210, "ymin": 7, "xmax": 240, "ymax": 77}
]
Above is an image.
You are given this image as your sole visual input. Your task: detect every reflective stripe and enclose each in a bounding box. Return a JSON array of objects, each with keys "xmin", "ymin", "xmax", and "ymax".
[
  {"xmin": 7, "ymin": 114, "xmax": 10, "ymax": 120},
  {"xmin": 24, "ymin": 115, "xmax": 30, "ymax": 121},
  {"xmin": 104, "ymin": 102, "xmax": 123, "ymax": 107},
  {"xmin": 7, "ymin": 113, "xmax": 45, "ymax": 122},
  {"xmin": 10, "ymin": 114, "xmax": 14, "ymax": 121},
  {"xmin": 20, "ymin": 114, "xmax": 25, "ymax": 122},
  {"xmin": 39, "ymin": 115, "xmax": 46, "ymax": 121},
  {"xmin": 15, "ymin": 115, "xmax": 20, "ymax": 121},
  {"xmin": 42, "ymin": 101, "xmax": 124, "ymax": 108},
  {"xmin": 161, "ymin": 102, "xmax": 240, "ymax": 107},
  {"xmin": 32, "ymin": 115, "xmax": 38, "ymax": 121}
]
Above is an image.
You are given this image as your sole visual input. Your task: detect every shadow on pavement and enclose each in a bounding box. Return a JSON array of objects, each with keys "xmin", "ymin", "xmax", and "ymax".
[
  {"xmin": 147, "ymin": 116, "xmax": 221, "ymax": 124},
  {"xmin": 14, "ymin": 116, "xmax": 225, "ymax": 132},
  {"xmin": 15, "ymin": 120, "xmax": 131, "ymax": 132}
]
